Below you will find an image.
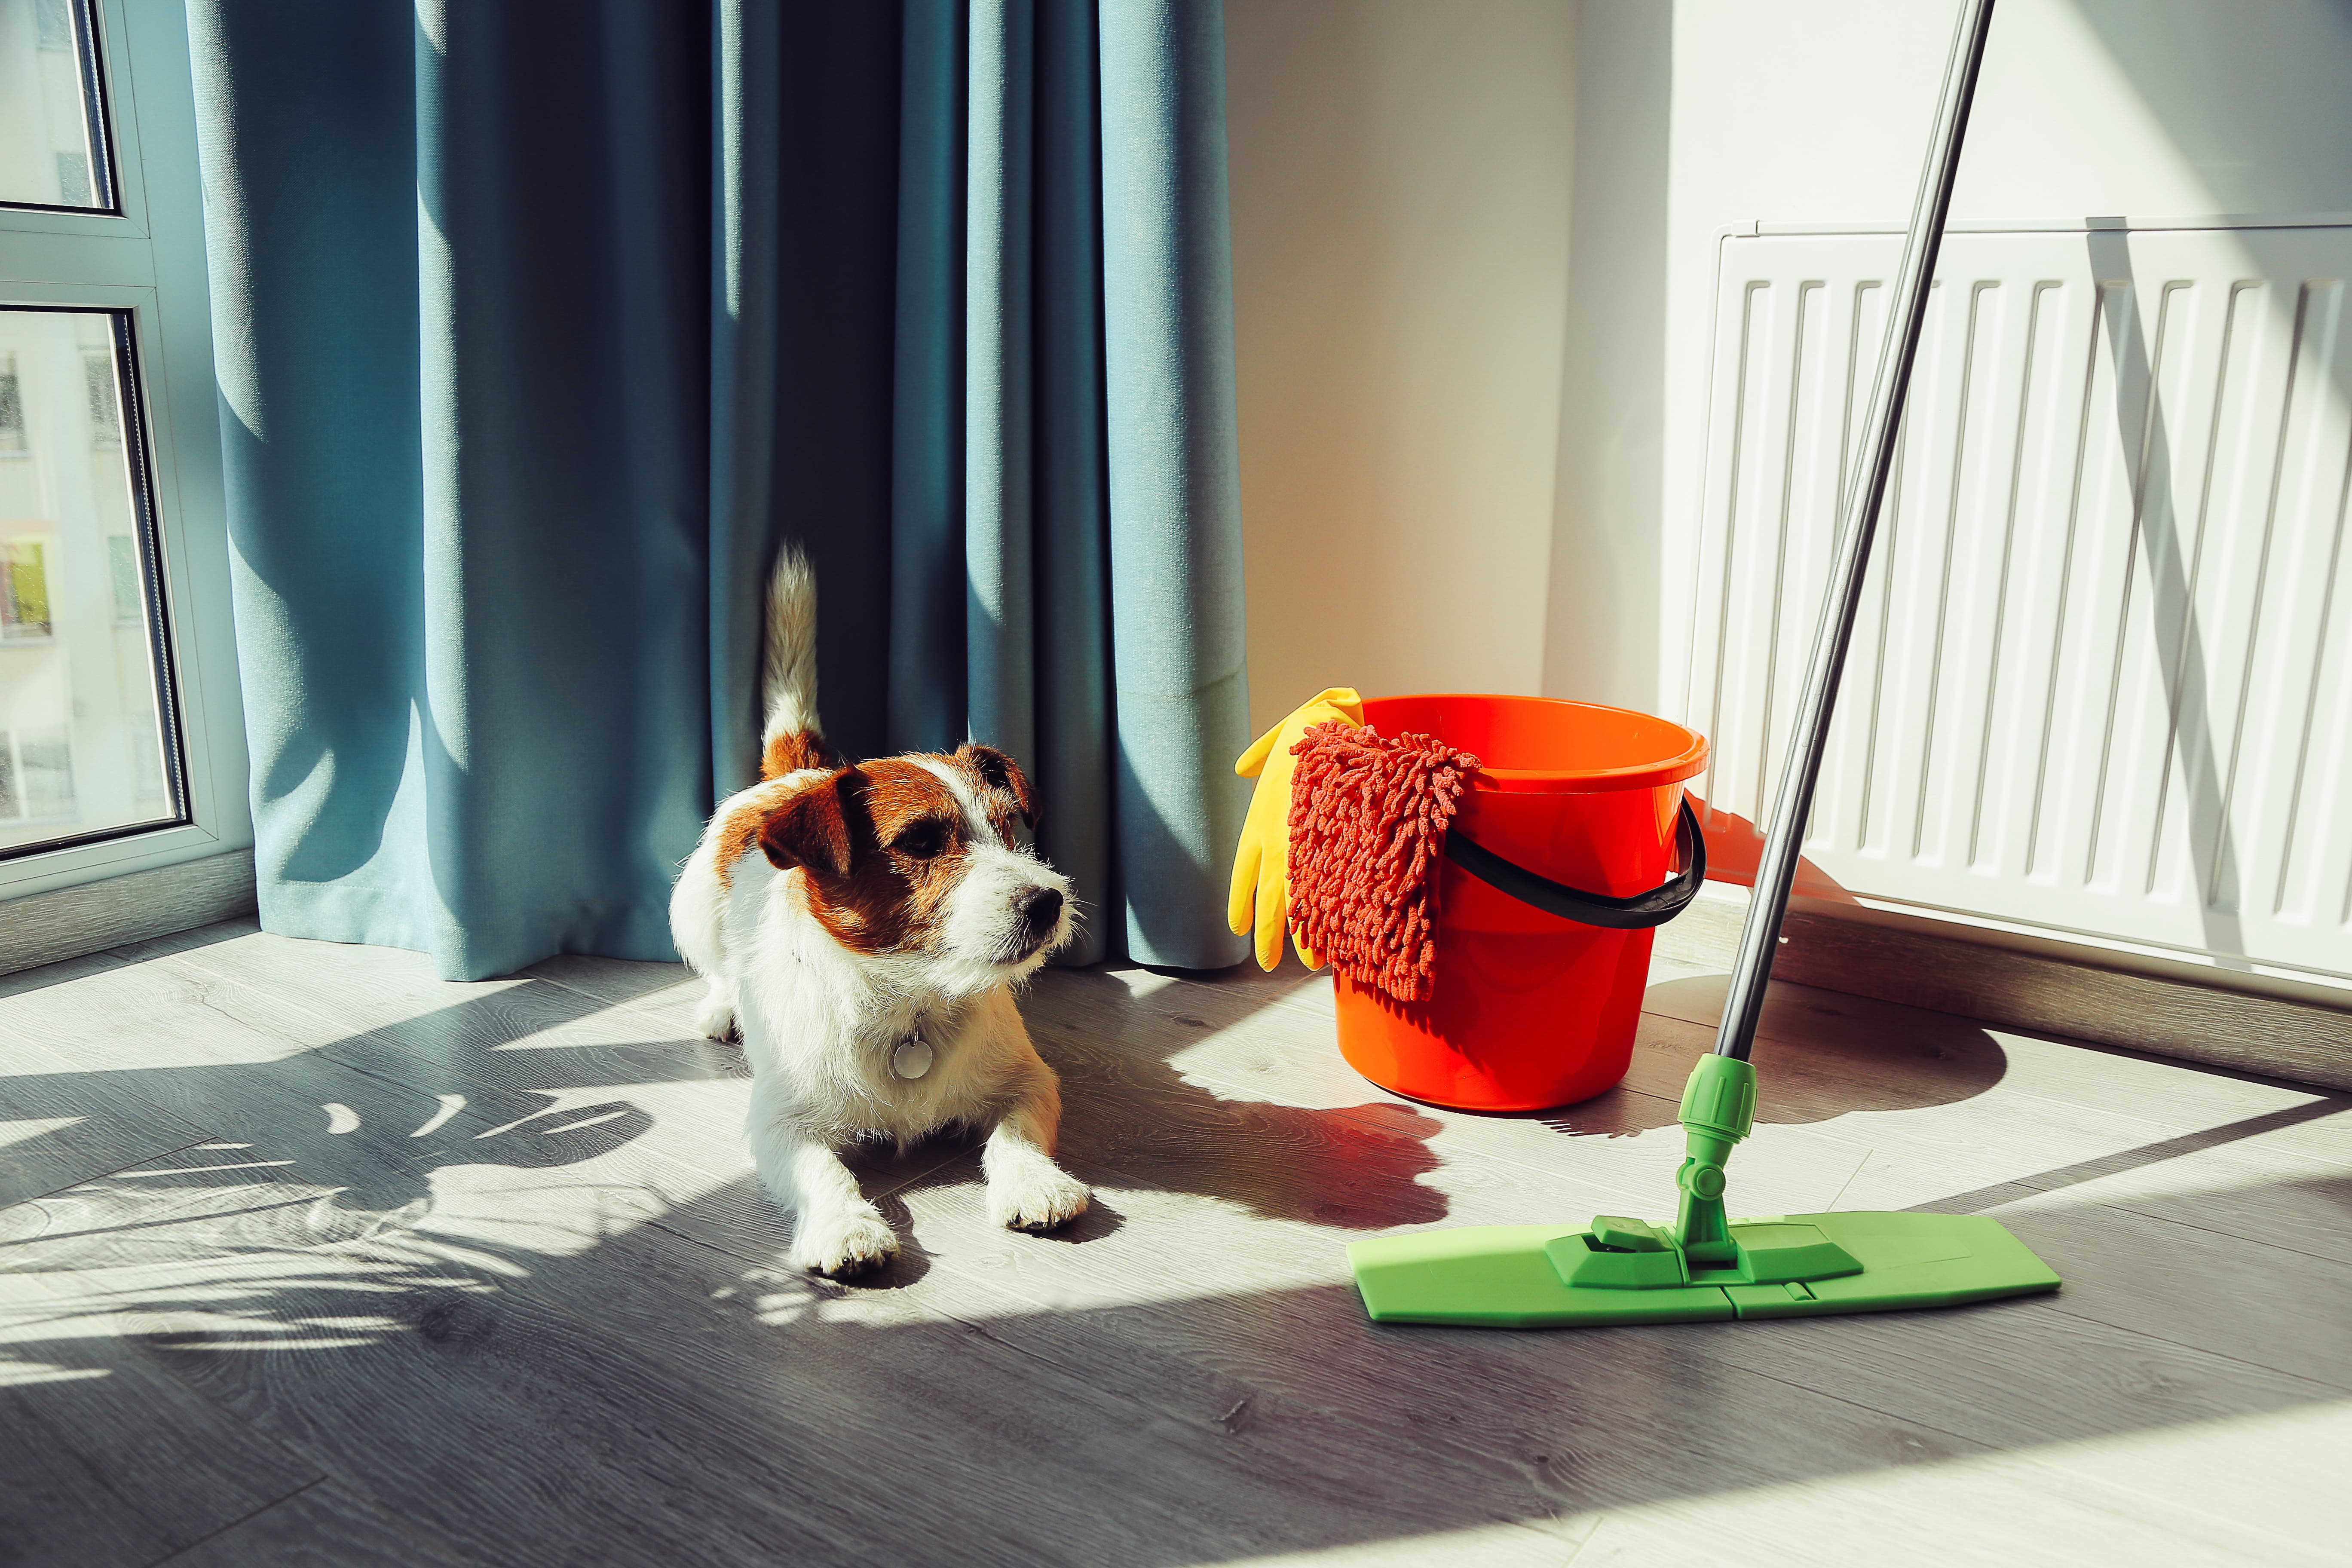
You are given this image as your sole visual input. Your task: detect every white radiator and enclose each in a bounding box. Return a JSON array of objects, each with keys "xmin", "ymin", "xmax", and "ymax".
[{"xmin": 1685, "ymin": 221, "xmax": 2352, "ymax": 986}]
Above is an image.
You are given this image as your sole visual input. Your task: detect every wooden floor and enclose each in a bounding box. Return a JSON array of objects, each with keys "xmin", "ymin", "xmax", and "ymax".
[{"xmin": 1, "ymin": 921, "xmax": 2346, "ymax": 1567}]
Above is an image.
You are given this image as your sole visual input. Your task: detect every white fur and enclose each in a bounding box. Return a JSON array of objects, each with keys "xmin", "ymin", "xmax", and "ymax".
[
  {"xmin": 667, "ymin": 547, "xmax": 1088, "ymax": 1277},
  {"xmin": 760, "ymin": 543, "xmax": 821, "ymax": 748}
]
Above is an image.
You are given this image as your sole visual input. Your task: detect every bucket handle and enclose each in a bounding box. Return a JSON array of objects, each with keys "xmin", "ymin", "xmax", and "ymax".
[{"xmin": 1446, "ymin": 796, "xmax": 1707, "ymax": 931}]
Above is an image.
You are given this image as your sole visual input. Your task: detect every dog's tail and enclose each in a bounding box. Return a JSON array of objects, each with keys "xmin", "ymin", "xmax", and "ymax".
[{"xmin": 758, "ymin": 543, "xmax": 831, "ymax": 778}]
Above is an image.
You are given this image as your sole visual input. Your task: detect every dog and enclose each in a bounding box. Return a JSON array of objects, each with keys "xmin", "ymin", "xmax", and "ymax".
[{"xmin": 668, "ymin": 546, "xmax": 1090, "ymax": 1276}]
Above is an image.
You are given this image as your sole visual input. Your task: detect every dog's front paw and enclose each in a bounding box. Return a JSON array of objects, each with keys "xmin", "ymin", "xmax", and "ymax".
[
  {"xmin": 988, "ymin": 1164, "xmax": 1091, "ymax": 1233},
  {"xmin": 693, "ymin": 984, "xmax": 738, "ymax": 1041},
  {"xmin": 794, "ymin": 1207, "xmax": 900, "ymax": 1278}
]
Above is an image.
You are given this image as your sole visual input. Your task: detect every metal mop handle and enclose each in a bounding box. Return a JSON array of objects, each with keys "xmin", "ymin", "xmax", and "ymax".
[{"xmin": 1711, "ymin": 0, "xmax": 1997, "ymax": 1063}]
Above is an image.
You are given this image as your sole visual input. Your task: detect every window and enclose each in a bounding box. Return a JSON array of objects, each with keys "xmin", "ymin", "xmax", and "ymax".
[
  {"xmin": 5, "ymin": 0, "xmax": 116, "ymax": 214},
  {"xmin": 0, "ymin": 309, "xmax": 178, "ymax": 850},
  {"xmin": 1, "ymin": 0, "xmax": 245, "ymax": 893}
]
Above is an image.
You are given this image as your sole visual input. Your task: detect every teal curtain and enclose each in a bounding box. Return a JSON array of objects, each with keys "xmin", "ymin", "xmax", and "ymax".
[{"xmin": 187, "ymin": 0, "xmax": 1248, "ymax": 980}]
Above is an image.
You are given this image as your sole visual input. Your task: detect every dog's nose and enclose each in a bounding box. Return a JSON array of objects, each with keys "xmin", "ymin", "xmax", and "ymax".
[{"xmin": 1020, "ymin": 887, "xmax": 1064, "ymax": 943}]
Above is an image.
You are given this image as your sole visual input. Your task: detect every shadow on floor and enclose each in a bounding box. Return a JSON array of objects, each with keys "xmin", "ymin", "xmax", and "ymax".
[
  {"xmin": 0, "ymin": 926, "xmax": 1448, "ymax": 1276},
  {"xmin": 1028, "ymin": 967, "xmax": 1449, "ymax": 1231},
  {"xmin": 1537, "ymin": 972, "xmax": 2012, "ymax": 1140}
]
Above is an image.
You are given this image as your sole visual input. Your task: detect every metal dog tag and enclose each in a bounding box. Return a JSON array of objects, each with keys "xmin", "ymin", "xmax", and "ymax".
[{"xmin": 892, "ymin": 1035, "xmax": 934, "ymax": 1080}]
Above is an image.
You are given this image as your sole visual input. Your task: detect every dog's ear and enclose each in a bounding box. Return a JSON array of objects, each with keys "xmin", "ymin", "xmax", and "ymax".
[
  {"xmin": 955, "ymin": 743, "xmax": 1038, "ymax": 829},
  {"xmin": 759, "ymin": 771, "xmax": 854, "ymax": 876}
]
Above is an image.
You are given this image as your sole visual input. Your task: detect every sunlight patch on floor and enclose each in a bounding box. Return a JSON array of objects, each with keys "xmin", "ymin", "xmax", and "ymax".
[
  {"xmin": 1560, "ymin": 1400, "xmax": 2352, "ymax": 1567},
  {"xmin": 1207, "ymin": 1518, "xmax": 1585, "ymax": 1568},
  {"xmin": 0, "ymin": 1360, "xmax": 110, "ymax": 1387},
  {"xmin": 0, "ymin": 1114, "xmax": 86, "ymax": 1150}
]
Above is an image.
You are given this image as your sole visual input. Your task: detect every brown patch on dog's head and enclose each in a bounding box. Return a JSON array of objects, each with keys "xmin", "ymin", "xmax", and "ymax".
[
  {"xmin": 951, "ymin": 743, "xmax": 1036, "ymax": 845},
  {"xmin": 753, "ymin": 759, "xmax": 977, "ymax": 953}
]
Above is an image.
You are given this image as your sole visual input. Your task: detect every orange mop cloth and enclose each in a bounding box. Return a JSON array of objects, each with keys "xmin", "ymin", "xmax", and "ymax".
[{"xmin": 1286, "ymin": 721, "xmax": 1481, "ymax": 1002}]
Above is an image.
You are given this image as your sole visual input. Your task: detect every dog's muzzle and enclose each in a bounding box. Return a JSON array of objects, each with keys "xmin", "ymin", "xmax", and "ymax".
[{"xmin": 1011, "ymin": 886, "xmax": 1064, "ymax": 959}]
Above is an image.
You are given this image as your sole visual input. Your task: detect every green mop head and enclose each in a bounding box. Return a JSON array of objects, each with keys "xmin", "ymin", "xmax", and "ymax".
[{"xmin": 1347, "ymin": 1056, "xmax": 2059, "ymax": 1328}]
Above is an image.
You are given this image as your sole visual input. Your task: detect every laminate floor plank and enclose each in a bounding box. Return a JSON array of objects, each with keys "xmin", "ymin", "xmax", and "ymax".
[
  {"xmin": 153, "ymin": 1481, "xmax": 483, "ymax": 1568},
  {"xmin": 1997, "ymin": 1125, "xmax": 2352, "ymax": 1269},
  {"xmin": 1583, "ymin": 1432, "xmax": 2346, "ymax": 1568},
  {"xmin": 1958, "ymin": 1397, "xmax": 2352, "ymax": 1556},
  {"xmin": 0, "ymin": 1016, "xmax": 210, "ymax": 1208},
  {"xmin": 0, "ymin": 1269, "xmax": 321, "ymax": 1568},
  {"xmin": 1568, "ymin": 1515, "xmax": 1734, "ymax": 1567},
  {"xmin": 0, "ymin": 949, "xmax": 127, "ymax": 1004},
  {"xmin": 101, "ymin": 919, "xmax": 270, "ymax": 968},
  {"xmin": 512, "ymin": 951, "xmax": 704, "ymax": 1025},
  {"xmin": 1952, "ymin": 1183, "xmax": 2352, "ymax": 1390}
]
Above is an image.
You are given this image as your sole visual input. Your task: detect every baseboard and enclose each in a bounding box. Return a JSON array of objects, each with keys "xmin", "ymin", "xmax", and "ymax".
[
  {"xmin": 1658, "ymin": 883, "xmax": 2352, "ymax": 1094},
  {"xmin": 0, "ymin": 849, "xmax": 258, "ymax": 979}
]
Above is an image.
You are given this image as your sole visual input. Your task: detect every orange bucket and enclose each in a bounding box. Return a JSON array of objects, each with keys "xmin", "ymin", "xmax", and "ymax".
[{"xmin": 1331, "ymin": 694, "xmax": 1708, "ymax": 1113}]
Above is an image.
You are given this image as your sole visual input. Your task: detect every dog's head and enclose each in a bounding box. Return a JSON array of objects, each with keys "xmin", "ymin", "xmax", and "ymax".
[{"xmin": 756, "ymin": 743, "xmax": 1073, "ymax": 985}]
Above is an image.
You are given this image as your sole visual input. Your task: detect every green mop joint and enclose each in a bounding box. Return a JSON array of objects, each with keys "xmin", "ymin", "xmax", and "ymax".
[
  {"xmin": 1347, "ymin": 1056, "xmax": 2061, "ymax": 1329},
  {"xmin": 1672, "ymin": 1053, "xmax": 1754, "ymax": 1267}
]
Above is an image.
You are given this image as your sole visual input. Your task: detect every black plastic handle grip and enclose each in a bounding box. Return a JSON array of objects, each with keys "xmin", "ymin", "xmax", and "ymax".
[{"xmin": 1445, "ymin": 796, "xmax": 1706, "ymax": 931}]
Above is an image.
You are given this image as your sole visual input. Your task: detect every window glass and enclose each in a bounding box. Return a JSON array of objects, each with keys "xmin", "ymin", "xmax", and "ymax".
[
  {"xmin": 0, "ymin": 306, "xmax": 179, "ymax": 852},
  {"xmin": 0, "ymin": 0, "xmax": 115, "ymax": 212}
]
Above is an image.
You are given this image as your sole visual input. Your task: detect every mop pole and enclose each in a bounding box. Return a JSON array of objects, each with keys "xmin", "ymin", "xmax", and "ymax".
[{"xmin": 1709, "ymin": 0, "xmax": 1997, "ymax": 1066}]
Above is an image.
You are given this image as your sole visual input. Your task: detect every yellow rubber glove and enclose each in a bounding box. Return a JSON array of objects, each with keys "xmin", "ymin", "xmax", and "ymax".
[{"xmin": 1228, "ymin": 686, "xmax": 1366, "ymax": 971}]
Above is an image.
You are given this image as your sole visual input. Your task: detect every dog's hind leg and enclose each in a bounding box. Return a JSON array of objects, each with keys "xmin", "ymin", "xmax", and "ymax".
[
  {"xmin": 668, "ymin": 838, "xmax": 739, "ymax": 1040},
  {"xmin": 982, "ymin": 1055, "xmax": 1091, "ymax": 1233}
]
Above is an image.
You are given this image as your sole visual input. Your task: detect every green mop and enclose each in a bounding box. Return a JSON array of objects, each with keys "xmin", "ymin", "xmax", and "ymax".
[{"xmin": 1348, "ymin": 0, "xmax": 2061, "ymax": 1328}]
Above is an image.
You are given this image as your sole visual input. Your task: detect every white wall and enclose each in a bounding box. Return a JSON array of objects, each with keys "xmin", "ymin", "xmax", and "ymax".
[
  {"xmin": 1228, "ymin": 0, "xmax": 2352, "ymax": 730},
  {"xmin": 1224, "ymin": 0, "xmax": 1577, "ymax": 733},
  {"xmin": 1651, "ymin": 0, "xmax": 2352, "ymax": 719},
  {"xmin": 1539, "ymin": 0, "xmax": 1669, "ymax": 716}
]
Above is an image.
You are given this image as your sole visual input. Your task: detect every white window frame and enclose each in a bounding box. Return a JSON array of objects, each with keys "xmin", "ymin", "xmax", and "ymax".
[{"xmin": 0, "ymin": 0, "xmax": 248, "ymax": 902}]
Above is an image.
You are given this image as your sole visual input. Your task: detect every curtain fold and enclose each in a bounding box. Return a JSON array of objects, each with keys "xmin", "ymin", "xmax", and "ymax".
[
  {"xmin": 188, "ymin": 0, "xmax": 1245, "ymax": 981},
  {"xmin": 1099, "ymin": 0, "xmax": 1251, "ymax": 967}
]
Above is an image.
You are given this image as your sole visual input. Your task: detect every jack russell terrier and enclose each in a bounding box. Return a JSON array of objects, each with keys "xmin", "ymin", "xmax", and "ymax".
[{"xmin": 669, "ymin": 547, "xmax": 1089, "ymax": 1276}]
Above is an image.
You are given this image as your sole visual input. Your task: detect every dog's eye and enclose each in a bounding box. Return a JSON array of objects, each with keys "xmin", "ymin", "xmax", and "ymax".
[{"xmin": 892, "ymin": 820, "xmax": 950, "ymax": 860}]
